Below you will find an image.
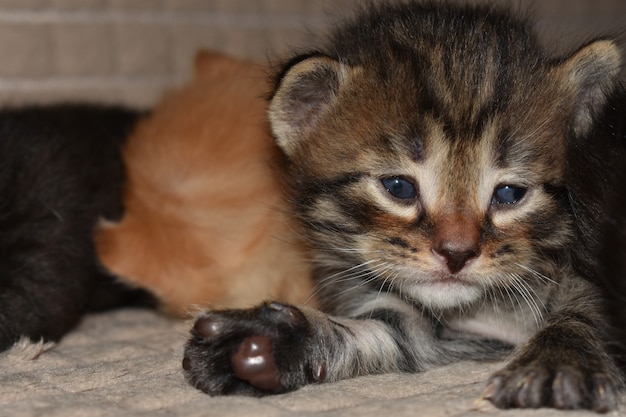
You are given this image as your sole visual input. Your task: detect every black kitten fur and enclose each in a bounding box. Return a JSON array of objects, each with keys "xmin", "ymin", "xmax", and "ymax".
[
  {"xmin": 0, "ymin": 105, "xmax": 155, "ymax": 351},
  {"xmin": 568, "ymin": 87, "xmax": 626, "ymax": 368}
]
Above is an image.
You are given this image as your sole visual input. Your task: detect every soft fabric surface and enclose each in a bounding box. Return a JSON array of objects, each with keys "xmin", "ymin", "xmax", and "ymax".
[
  {"xmin": 0, "ymin": 309, "xmax": 622, "ymax": 416},
  {"xmin": 0, "ymin": 2, "xmax": 624, "ymax": 417}
]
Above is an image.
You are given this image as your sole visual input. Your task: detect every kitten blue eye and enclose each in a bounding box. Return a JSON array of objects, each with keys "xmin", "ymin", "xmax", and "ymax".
[
  {"xmin": 492, "ymin": 185, "xmax": 526, "ymax": 205},
  {"xmin": 382, "ymin": 177, "xmax": 418, "ymax": 200}
]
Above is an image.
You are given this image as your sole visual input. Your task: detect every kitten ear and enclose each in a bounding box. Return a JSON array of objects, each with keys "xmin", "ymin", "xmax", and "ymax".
[
  {"xmin": 269, "ymin": 55, "xmax": 352, "ymax": 155},
  {"xmin": 555, "ymin": 39, "xmax": 622, "ymax": 136}
]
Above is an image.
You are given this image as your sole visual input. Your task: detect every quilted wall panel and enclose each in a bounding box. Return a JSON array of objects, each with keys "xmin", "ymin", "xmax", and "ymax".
[{"xmin": 0, "ymin": 0, "xmax": 622, "ymax": 107}]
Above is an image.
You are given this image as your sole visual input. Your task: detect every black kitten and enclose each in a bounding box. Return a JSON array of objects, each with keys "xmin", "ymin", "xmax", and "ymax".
[
  {"xmin": 567, "ymin": 87, "xmax": 626, "ymax": 369},
  {"xmin": 0, "ymin": 104, "xmax": 155, "ymax": 351}
]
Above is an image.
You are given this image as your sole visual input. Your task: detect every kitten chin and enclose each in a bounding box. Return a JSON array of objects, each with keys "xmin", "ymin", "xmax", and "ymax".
[
  {"xmin": 406, "ymin": 280, "xmax": 483, "ymax": 309},
  {"xmin": 397, "ymin": 265, "xmax": 485, "ymax": 309}
]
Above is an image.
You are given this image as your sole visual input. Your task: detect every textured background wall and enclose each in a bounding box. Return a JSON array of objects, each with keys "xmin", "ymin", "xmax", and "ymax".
[{"xmin": 0, "ymin": 0, "xmax": 623, "ymax": 107}]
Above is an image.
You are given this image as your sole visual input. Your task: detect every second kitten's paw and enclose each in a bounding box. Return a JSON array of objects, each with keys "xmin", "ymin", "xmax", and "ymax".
[
  {"xmin": 183, "ymin": 302, "xmax": 324, "ymax": 396},
  {"xmin": 481, "ymin": 361, "xmax": 619, "ymax": 412}
]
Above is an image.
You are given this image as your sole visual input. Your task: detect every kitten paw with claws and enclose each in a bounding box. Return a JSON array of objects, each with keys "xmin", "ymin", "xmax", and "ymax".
[
  {"xmin": 183, "ymin": 302, "xmax": 322, "ymax": 396},
  {"xmin": 481, "ymin": 362, "xmax": 619, "ymax": 412}
]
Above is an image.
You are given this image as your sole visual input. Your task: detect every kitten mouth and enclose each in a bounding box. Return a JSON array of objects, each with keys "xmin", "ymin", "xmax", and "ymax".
[
  {"xmin": 400, "ymin": 266, "xmax": 476, "ymax": 289},
  {"xmin": 428, "ymin": 274, "xmax": 483, "ymax": 293},
  {"xmin": 431, "ymin": 272, "xmax": 470, "ymax": 285}
]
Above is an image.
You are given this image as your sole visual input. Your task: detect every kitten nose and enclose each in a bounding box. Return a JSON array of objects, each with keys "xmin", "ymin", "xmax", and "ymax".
[
  {"xmin": 433, "ymin": 245, "xmax": 479, "ymax": 274},
  {"xmin": 432, "ymin": 211, "xmax": 480, "ymax": 274}
]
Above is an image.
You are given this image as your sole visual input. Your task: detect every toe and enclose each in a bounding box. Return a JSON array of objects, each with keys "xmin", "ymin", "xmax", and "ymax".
[
  {"xmin": 231, "ymin": 335, "xmax": 281, "ymax": 391},
  {"xmin": 193, "ymin": 315, "xmax": 223, "ymax": 338}
]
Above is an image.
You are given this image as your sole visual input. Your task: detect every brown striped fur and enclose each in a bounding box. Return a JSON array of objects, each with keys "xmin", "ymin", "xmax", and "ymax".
[
  {"xmin": 183, "ymin": 2, "xmax": 625, "ymax": 412},
  {"xmin": 96, "ymin": 52, "xmax": 313, "ymax": 317}
]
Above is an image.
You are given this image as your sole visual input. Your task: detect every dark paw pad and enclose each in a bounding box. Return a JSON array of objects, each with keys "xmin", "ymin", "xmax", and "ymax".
[
  {"xmin": 232, "ymin": 335, "xmax": 280, "ymax": 391},
  {"xmin": 193, "ymin": 315, "xmax": 223, "ymax": 338},
  {"xmin": 182, "ymin": 302, "xmax": 313, "ymax": 396}
]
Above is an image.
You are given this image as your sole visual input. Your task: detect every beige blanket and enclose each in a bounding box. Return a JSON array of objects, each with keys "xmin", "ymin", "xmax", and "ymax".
[
  {"xmin": 1, "ymin": 309, "xmax": 622, "ymax": 416},
  {"xmin": 0, "ymin": 2, "xmax": 624, "ymax": 416}
]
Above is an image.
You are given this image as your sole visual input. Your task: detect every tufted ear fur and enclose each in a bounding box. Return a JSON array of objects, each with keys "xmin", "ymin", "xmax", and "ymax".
[
  {"xmin": 555, "ymin": 39, "xmax": 622, "ymax": 137},
  {"xmin": 269, "ymin": 55, "xmax": 353, "ymax": 156}
]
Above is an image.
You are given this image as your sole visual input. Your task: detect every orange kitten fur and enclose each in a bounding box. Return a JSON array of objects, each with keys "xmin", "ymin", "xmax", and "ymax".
[{"xmin": 96, "ymin": 51, "xmax": 313, "ymax": 317}]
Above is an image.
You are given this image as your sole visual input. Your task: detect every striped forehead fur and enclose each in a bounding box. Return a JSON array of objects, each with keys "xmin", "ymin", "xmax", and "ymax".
[
  {"xmin": 269, "ymin": 1, "xmax": 621, "ymax": 273},
  {"xmin": 324, "ymin": 2, "xmax": 547, "ymax": 137}
]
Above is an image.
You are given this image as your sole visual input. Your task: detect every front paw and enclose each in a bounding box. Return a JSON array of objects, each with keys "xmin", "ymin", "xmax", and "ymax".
[
  {"xmin": 482, "ymin": 361, "xmax": 619, "ymax": 412},
  {"xmin": 183, "ymin": 302, "xmax": 324, "ymax": 396}
]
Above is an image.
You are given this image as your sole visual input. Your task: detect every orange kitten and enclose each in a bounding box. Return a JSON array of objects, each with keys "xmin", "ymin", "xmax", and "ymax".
[{"xmin": 96, "ymin": 51, "xmax": 313, "ymax": 317}]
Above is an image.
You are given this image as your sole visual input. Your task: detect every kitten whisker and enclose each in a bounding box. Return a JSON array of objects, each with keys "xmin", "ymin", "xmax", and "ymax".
[
  {"xmin": 316, "ymin": 246, "xmax": 384, "ymax": 255},
  {"xmin": 333, "ymin": 267, "xmax": 395, "ymax": 298},
  {"xmin": 307, "ymin": 259, "xmax": 395, "ymax": 303},
  {"xmin": 514, "ymin": 263, "xmax": 559, "ymax": 285},
  {"xmin": 316, "ymin": 259, "xmax": 386, "ymax": 285},
  {"xmin": 376, "ymin": 269, "xmax": 400, "ymax": 301},
  {"xmin": 495, "ymin": 279, "xmax": 522, "ymax": 325},
  {"xmin": 508, "ymin": 273, "xmax": 545, "ymax": 327}
]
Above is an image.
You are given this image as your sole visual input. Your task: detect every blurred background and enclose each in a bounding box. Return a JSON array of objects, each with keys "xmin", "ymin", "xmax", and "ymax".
[{"xmin": 0, "ymin": 0, "xmax": 623, "ymax": 108}]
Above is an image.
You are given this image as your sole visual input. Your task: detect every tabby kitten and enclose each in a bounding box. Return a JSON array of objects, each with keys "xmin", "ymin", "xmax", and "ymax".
[{"xmin": 183, "ymin": 1, "xmax": 625, "ymax": 412}]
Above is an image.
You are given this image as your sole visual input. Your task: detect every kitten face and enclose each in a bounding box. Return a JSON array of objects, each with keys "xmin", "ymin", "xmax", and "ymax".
[
  {"xmin": 279, "ymin": 73, "xmax": 570, "ymax": 310},
  {"xmin": 270, "ymin": 5, "xmax": 621, "ymax": 311}
]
